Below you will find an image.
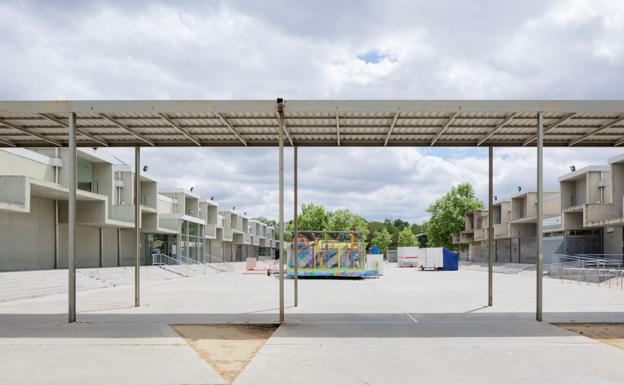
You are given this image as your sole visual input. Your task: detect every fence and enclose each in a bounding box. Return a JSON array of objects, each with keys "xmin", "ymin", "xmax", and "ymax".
[{"xmin": 547, "ymin": 254, "xmax": 624, "ymax": 289}]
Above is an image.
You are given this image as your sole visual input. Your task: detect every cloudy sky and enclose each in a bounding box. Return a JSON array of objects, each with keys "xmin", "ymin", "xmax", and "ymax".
[{"xmin": 2, "ymin": 0, "xmax": 624, "ymax": 222}]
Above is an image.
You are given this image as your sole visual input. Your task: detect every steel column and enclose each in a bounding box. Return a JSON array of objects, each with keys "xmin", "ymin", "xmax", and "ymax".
[
  {"xmin": 488, "ymin": 146, "xmax": 494, "ymax": 306},
  {"xmin": 68, "ymin": 112, "xmax": 77, "ymax": 323},
  {"xmin": 134, "ymin": 146, "xmax": 141, "ymax": 307},
  {"xmin": 278, "ymin": 101, "xmax": 285, "ymax": 323},
  {"xmin": 293, "ymin": 146, "xmax": 299, "ymax": 307},
  {"xmin": 536, "ymin": 112, "xmax": 544, "ymax": 321}
]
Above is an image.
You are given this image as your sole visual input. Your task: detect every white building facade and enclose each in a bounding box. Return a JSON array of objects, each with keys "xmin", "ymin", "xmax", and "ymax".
[{"xmin": 0, "ymin": 148, "xmax": 275, "ymax": 271}]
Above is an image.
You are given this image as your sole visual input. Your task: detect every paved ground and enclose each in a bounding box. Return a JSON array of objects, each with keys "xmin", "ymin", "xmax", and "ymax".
[{"xmin": 1, "ymin": 264, "xmax": 624, "ymax": 384}]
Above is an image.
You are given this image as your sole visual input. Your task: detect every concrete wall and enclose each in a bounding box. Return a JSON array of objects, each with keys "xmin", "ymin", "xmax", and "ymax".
[
  {"xmin": 575, "ymin": 177, "xmax": 587, "ymax": 206},
  {"xmin": 603, "ymin": 227, "xmax": 623, "ymax": 255},
  {"xmin": 102, "ymin": 227, "xmax": 120, "ymax": 266},
  {"xmin": 612, "ymin": 163, "xmax": 624, "ymax": 214},
  {"xmin": 0, "ymin": 197, "xmax": 55, "ymax": 271},
  {"xmin": 495, "ymin": 239, "xmax": 512, "ymax": 262},
  {"xmin": 0, "ymin": 150, "xmax": 56, "ymax": 182},
  {"xmin": 518, "ymin": 237, "xmax": 537, "ymax": 263},
  {"xmin": 58, "ymin": 224, "xmax": 100, "ymax": 268}
]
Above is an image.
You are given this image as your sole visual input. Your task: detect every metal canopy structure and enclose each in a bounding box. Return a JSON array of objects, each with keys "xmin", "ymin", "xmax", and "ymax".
[
  {"xmin": 2, "ymin": 98, "xmax": 621, "ymax": 324},
  {"xmin": 1, "ymin": 100, "xmax": 624, "ymax": 147}
]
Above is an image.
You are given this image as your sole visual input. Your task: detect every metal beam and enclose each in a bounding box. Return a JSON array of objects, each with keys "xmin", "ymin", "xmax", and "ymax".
[
  {"xmin": 336, "ymin": 113, "xmax": 340, "ymax": 146},
  {"xmin": 570, "ymin": 115, "xmax": 624, "ymax": 146},
  {"xmin": 431, "ymin": 112, "xmax": 459, "ymax": 146},
  {"xmin": 99, "ymin": 114, "xmax": 155, "ymax": 146},
  {"xmin": 38, "ymin": 113, "xmax": 109, "ymax": 146},
  {"xmin": 277, "ymin": 100, "xmax": 285, "ymax": 323},
  {"xmin": 522, "ymin": 113, "xmax": 576, "ymax": 146},
  {"xmin": 536, "ymin": 112, "xmax": 544, "ymax": 322},
  {"xmin": 477, "ymin": 113, "xmax": 518, "ymax": 146},
  {"xmin": 134, "ymin": 146, "xmax": 141, "ymax": 307},
  {"xmin": 68, "ymin": 112, "xmax": 77, "ymax": 323},
  {"xmin": 293, "ymin": 146, "xmax": 299, "ymax": 307},
  {"xmin": 488, "ymin": 146, "xmax": 493, "ymax": 307},
  {"xmin": 384, "ymin": 112, "xmax": 400, "ymax": 146},
  {"xmin": 216, "ymin": 113, "xmax": 248, "ymax": 146},
  {"xmin": 0, "ymin": 137, "xmax": 16, "ymax": 147},
  {"xmin": 0, "ymin": 119, "xmax": 62, "ymax": 146},
  {"xmin": 157, "ymin": 113, "xmax": 201, "ymax": 146}
]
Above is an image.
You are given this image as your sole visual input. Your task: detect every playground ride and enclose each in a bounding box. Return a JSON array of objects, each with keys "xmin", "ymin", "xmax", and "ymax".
[{"xmin": 287, "ymin": 231, "xmax": 379, "ymax": 278}]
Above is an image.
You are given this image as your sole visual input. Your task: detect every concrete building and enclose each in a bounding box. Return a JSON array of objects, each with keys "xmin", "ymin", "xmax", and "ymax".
[
  {"xmin": 0, "ymin": 148, "xmax": 275, "ymax": 271},
  {"xmin": 455, "ymin": 190, "xmax": 562, "ymax": 264},
  {"xmin": 558, "ymin": 158, "xmax": 624, "ymax": 255}
]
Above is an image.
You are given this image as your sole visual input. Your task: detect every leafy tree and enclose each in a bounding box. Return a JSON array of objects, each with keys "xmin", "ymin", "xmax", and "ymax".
[
  {"xmin": 425, "ymin": 183, "xmax": 484, "ymax": 249},
  {"xmin": 327, "ymin": 209, "xmax": 369, "ymax": 238},
  {"xmin": 296, "ymin": 203, "xmax": 331, "ymax": 231},
  {"xmin": 371, "ymin": 228, "xmax": 392, "ymax": 256},
  {"xmin": 410, "ymin": 223, "xmax": 423, "ymax": 235},
  {"xmin": 366, "ymin": 221, "xmax": 385, "ymax": 244},
  {"xmin": 382, "ymin": 218, "xmax": 410, "ymax": 248},
  {"xmin": 397, "ymin": 227, "xmax": 417, "ymax": 247}
]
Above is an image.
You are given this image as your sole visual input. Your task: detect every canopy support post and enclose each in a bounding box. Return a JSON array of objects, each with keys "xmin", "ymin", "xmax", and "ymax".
[
  {"xmin": 278, "ymin": 99, "xmax": 285, "ymax": 323},
  {"xmin": 68, "ymin": 112, "xmax": 77, "ymax": 323},
  {"xmin": 536, "ymin": 112, "xmax": 544, "ymax": 321},
  {"xmin": 135, "ymin": 146, "xmax": 141, "ymax": 307},
  {"xmin": 294, "ymin": 146, "xmax": 299, "ymax": 307},
  {"xmin": 488, "ymin": 146, "xmax": 494, "ymax": 306}
]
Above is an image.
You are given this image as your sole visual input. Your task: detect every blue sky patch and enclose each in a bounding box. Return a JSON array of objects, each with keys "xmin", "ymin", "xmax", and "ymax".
[{"xmin": 357, "ymin": 50, "xmax": 390, "ymax": 64}]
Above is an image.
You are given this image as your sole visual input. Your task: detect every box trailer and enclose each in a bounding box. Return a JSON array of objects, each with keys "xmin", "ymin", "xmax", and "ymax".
[{"xmin": 398, "ymin": 247, "xmax": 459, "ymax": 270}]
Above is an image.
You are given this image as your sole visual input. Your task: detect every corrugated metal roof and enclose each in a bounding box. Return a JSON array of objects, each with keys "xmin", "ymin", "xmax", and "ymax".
[{"xmin": 0, "ymin": 100, "xmax": 624, "ymax": 147}]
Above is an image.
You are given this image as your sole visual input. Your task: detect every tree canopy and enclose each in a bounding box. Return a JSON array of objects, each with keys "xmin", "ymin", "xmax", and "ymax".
[
  {"xmin": 397, "ymin": 227, "xmax": 417, "ymax": 247},
  {"xmin": 424, "ymin": 183, "xmax": 484, "ymax": 249},
  {"xmin": 370, "ymin": 228, "xmax": 392, "ymax": 255}
]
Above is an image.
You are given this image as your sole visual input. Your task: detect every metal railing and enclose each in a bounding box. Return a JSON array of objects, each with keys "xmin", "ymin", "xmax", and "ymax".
[
  {"xmin": 547, "ymin": 254, "xmax": 624, "ymax": 289},
  {"xmin": 152, "ymin": 253, "xmax": 206, "ymax": 276}
]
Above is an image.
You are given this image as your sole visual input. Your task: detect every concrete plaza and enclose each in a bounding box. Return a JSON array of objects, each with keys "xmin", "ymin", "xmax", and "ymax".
[{"xmin": 1, "ymin": 264, "xmax": 624, "ymax": 384}]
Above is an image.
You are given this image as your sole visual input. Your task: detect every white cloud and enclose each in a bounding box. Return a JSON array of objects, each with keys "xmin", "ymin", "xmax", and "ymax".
[{"xmin": 2, "ymin": 0, "xmax": 624, "ymax": 223}]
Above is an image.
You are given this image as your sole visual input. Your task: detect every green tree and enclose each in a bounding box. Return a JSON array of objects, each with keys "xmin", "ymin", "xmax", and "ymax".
[
  {"xmin": 371, "ymin": 228, "xmax": 392, "ymax": 256},
  {"xmin": 366, "ymin": 221, "xmax": 385, "ymax": 245},
  {"xmin": 327, "ymin": 209, "xmax": 369, "ymax": 238},
  {"xmin": 425, "ymin": 183, "xmax": 484, "ymax": 249},
  {"xmin": 397, "ymin": 227, "xmax": 417, "ymax": 247},
  {"xmin": 296, "ymin": 203, "xmax": 331, "ymax": 231}
]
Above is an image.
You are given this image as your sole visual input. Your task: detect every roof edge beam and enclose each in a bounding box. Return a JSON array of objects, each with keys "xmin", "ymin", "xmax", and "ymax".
[
  {"xmin": 570, "ymin": 115, "xmax": 624, "ymax": 146},
  {"xmin": 522, "ymin": 113, "xmax": 577, "ymax": 146},
  {"xmin": 99, "ymin": 114, "xmax": 155, "ymax": 147},
  {"xmin": 38, "ymin": 113, "xmax": 109, "ymax": 147},
  {"xmin": 0, "ymin": 119, "xmax": 62, "ymax": 147},
  {"xmin": 384, "ymin": 111, "xmax": 400, "ymax": 146},
  {"xmin": 216, "ymin": 113, "xmax": 248, "ymax": 146},
  {"xmin": 431, "ymin": 111, "xmax": 460, "ymax": 146},
  {"xmin": 157, "ymin": 113, "xmax": 200, "ymax": 146},
  {"xmin": 477, "ymin": 113, "xmax": 518, "ymax": 146}
]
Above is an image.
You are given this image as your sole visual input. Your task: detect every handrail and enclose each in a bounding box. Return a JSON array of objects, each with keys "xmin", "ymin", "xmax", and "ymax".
[
  {"xmin": 151, "ymin": 253, "xmax": 206, "ymax": 275},
  {"xmin": 547, "ymin": 253, "xmax": 623, "ymax": 289}
]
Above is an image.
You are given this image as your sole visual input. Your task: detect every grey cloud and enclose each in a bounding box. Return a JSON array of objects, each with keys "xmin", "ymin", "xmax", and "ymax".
[{"xmin": 2, "ymin": 0, "xmax": 624, "ymax": 222}]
